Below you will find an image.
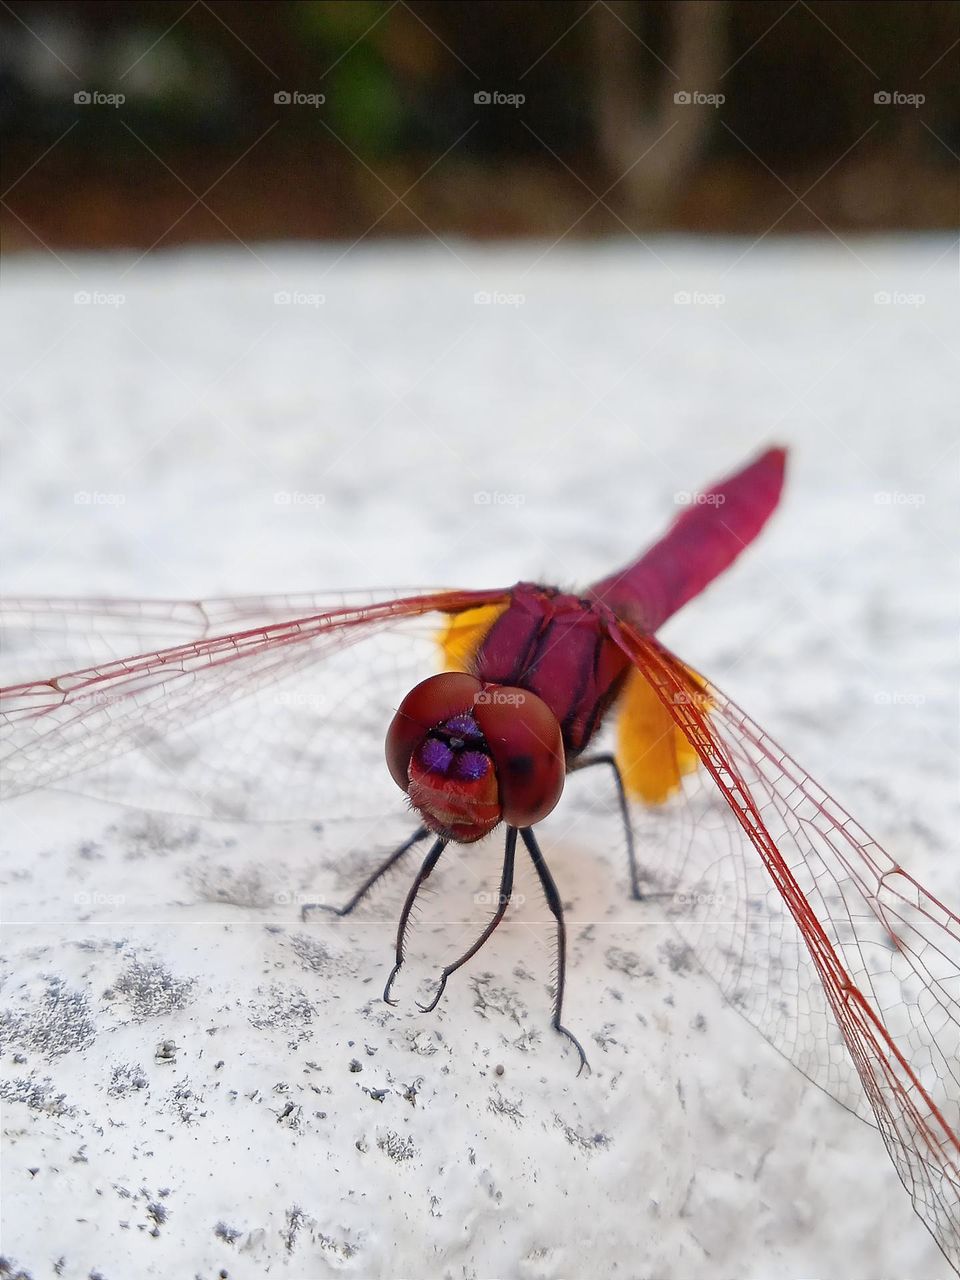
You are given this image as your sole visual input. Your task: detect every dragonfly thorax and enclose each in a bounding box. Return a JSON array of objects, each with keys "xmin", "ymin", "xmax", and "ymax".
[{"xmin": 385, "ymin": 672, "xmax": 566, "ymax": 843}]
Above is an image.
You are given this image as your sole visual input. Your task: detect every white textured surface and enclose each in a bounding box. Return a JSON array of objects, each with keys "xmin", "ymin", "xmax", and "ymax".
[{"xmin": 0, "ymin": 238, "xmax": 957, "ymax": 1280}]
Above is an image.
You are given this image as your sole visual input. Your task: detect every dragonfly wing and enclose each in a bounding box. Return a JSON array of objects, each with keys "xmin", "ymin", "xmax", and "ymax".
[
  {"xmin": 0, "ymin": 588, "xmax": 510, "ymax": 823},
  {"xmin": 0, "ymin": 589, "xmax": 458, "ymax": 683},
  {"xmin": 611, "ymin": 622, "xmax": 960, "ymax": 1273}
]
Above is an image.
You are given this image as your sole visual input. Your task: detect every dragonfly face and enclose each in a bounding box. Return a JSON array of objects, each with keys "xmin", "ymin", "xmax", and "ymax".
[{"xmin": 385, "ymin": 671, "xmax": 566, "ymax": 842}]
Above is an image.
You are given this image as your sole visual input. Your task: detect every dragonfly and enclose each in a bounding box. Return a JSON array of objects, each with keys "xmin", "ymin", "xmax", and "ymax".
[{"xmin": 1, "ymin": 446, "xmax": 957, "ymax": 1271}]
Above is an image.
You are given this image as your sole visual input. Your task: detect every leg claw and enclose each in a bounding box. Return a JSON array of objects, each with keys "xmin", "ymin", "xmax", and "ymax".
[
  {"xmin": 557, "ymin": 1022, "xmax": 591, "ymax": 1076},
  {"xmin": 416, "ymin": 975, "xmax": 447, "ymax": 1014}
]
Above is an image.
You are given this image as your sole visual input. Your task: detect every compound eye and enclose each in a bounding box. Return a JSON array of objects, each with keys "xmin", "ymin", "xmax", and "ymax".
[
  {"xmin": 386, "ymin": 672, "xmax": 483, "ymax": 792},
  {"xmin": 473, "ymin": 685, "xmax": 565, "ymax": 827}
]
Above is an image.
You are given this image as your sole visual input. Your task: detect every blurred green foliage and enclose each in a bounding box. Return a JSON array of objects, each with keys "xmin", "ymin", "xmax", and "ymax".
[{"xmin": 295, "ymin": 2, "xmax": 404, "ymax": 154}]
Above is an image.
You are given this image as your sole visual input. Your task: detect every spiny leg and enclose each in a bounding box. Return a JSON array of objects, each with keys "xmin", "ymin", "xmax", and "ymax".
[
  {"xmin": 417, "ymin": 826, "xmax": 518, "ymax": 1014},
  {"xmin": 383, "ymin": 835, "xmax": 447, "ymax": 1004},
  {"xmin": 519, "ymin": 826, "xmax": 590, "ymax": 1076},
  {"xmin": 301, "ymin": 825, "xmax": 429, "ymax": 922},
  {"xmin": 571, "ymin": 752, "xmax": 641, "ymax": 900}
]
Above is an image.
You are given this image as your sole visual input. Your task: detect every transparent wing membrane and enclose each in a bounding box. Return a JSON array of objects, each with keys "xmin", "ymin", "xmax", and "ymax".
[
  {"xmin": 612, "ymin": 623, "xmax": 960, "ymax": 1272},
  {"xmin": 0, "ymin": 589, "xmax": 508, "ymax": 822}
]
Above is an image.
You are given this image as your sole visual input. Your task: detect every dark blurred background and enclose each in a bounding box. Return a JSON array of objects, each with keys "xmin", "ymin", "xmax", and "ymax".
[{"xmin": 2, "ymin": 0, "xmax": 958, "ymax": 250}]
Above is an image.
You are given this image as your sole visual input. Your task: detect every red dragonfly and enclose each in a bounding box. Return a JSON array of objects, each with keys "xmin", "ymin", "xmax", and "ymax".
[{"xmin": 1, "ymin": 447, "xmax": 958, "ymax": 1270}]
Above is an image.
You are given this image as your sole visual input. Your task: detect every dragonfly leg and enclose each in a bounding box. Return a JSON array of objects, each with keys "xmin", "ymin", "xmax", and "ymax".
[
  {"xmin": 519, "ymin": 826, "xmax": 590, "ymax": 1076},
  {"xmin": 571, "ymin": 752, "xmax": 641, "ymax": 900},
  {"xmin": 383, "ymin": 836, "xmax": 447, "ymax": 1005},
  {"xmin": 416, "ymin": 827, "xmax": 518, "ymax": 1014},
  {"xmin": 301, "ymin": 825, "xmax": 429, "ymax": 922}
]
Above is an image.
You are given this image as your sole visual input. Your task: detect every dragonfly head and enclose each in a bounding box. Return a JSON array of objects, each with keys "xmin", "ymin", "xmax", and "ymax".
[{"xmin": 386, "ymin": 673, "xmax": 566, "ymax": 843}]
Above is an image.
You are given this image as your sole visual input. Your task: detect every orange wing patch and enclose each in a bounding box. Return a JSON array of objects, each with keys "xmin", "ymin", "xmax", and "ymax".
[
  {"xmin": 616, "ymin": 666, "xmax": 708, "ymax": 804},
  {"xmin": 437, "ymin": 601, "xmax": 509, "ymax": 673}
]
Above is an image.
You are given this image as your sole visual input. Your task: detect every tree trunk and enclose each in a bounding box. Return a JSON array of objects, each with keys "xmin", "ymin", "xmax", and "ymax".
[{"xmin": 592, "ymin": 0, "xmax": 728, "ymax": 225}]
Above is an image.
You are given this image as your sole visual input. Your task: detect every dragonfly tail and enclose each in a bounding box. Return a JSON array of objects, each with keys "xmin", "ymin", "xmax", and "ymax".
[{"xmin": 588, "ymin": 445, "xmax": 787, "ymax": 631}]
